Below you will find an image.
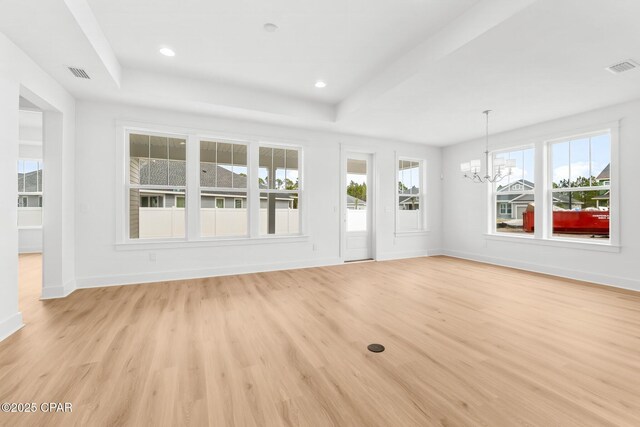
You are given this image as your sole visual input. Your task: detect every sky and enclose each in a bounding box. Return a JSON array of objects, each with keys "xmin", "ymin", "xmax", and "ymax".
[
  {"xmin": 19, "ymin": 160, "xmax": 41, "ymax": 174},
  {"xmin": 552, "ymin": 134, "xmax": 610, "ymax": 185},
  {"xmin": 494, "ymin": 133, "xmax": 610, "ymax": 188},
  {"xmin": 347, "ymin": 173, "xmax": 367, "ymax": 185}
]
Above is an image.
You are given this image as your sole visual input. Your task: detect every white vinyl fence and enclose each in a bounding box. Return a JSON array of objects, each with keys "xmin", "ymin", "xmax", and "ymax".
[
  {"xmin": 139, "ymin": 207, "xmax": 185, "ymax": 238},
  {"xmin": 139, "ymin": 207, "xmax": 299, "ymax": 238},
  {"xmin": 18, "ymin": 207, "xmax": 42, "ymax": 227},
  {"xmin": 258, "ymin": 209, "xmax": 299, "ymax": 235}
]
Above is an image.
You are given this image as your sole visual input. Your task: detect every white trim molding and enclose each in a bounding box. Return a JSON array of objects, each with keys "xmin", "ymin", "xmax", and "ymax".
[
  {"xmin": 0, "ymin": 312, "xmax": 24, "ymax": 342},
  {"xmin": 442, "ymin": 249, "xmax": 639, "ymax": 293}
]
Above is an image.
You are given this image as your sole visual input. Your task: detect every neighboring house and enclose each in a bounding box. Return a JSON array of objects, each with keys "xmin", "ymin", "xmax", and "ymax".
[
  {"xmin": 497, "ymin": 179, "xmax": 585, "ymax": 220},
  {"xmin": 131, "ymin": 158, "xmax": 297, "ymax": 210},
  {"xmin": 496, "ymin": 180, "xmax": 535, "ymax": 220},
  {"xmin": 399, "ymin": 187, "xmax": 420, "ymax": 211},
  {"xmin": 347, "ymin": 195, "xmax": 366, "ymax": 210},
  {"xmin": 17, "ymin": 168, "xmax": 42, "ymax": 207},
  {"xmin": 593, "ymin": 163, "xmax": 610, "ymax": 208}
]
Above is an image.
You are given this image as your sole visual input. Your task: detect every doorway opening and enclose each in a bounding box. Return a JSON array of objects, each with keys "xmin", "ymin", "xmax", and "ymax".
[
  {"xmin": 343, "ymin": 152, "xmax": 374, "ymax": 262},
  {"xmin": 17, "ymin": 95, "xmax": 43, "ymax": 313}
]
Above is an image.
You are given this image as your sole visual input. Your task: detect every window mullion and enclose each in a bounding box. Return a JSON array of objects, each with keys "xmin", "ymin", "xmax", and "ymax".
[
  {"xmin": 186, "ymin": 135, "xmax": 200, "ymax": 241},
  {"xmin": 248, "ymin": 141, "xmax": 260, "ymax": 237}
]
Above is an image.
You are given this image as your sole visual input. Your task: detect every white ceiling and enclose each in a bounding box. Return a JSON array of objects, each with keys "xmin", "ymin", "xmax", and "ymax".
[
  {"xmin": 86, "ymin": 0, "xmax": 478, "ymax": 103},
  {"xmin": 1, "ymin": 0, "xmax": 640, "ymax": 146}
]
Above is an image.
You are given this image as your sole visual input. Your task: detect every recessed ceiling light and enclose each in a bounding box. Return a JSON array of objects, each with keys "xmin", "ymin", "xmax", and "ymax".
[
  {"xmin": 315, "ymin": 81, "xmax": 327, "ymax": 88},
  {"xmin": 263, "ymin": 23, "xmax": 278, "ymax": 33},
  {"xmin": 159, "ymin": 47, "xmax": 175, "ymax": 57}
]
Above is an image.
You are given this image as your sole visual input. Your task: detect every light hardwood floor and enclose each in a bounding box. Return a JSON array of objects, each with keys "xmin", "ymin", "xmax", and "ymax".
[{"xmin": 1, "ymin": 254, "xmax": 639, "ymax": 426}]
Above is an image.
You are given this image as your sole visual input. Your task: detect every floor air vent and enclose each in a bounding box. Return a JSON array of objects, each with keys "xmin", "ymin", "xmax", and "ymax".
[{"xmin": 68, "ymin": 67, "xmax": 91, "ymax": 79}]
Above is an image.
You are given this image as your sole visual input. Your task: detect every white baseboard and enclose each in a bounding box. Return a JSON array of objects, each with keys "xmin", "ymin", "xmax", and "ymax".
[
  {"xmin": 442, "ymin": 249, "xmax": 640, "ymax": 293},
  {"xmin": 41, "ymin": 279, "xmax": 76, "ymax": 300},
  {"xmin": 18, "ymin": 247, "xmax": 42, "ymax": 254},
  {"xmin": 74, "ymin": 257, "xmax": 344, "ymax": 290},
  {"xmin": 0, "ymin": 312, "xmax": 24, "ymax": 342},
  {"xmin": 376, "ymin": 250, "xmax": 431, "ymax": 261}
]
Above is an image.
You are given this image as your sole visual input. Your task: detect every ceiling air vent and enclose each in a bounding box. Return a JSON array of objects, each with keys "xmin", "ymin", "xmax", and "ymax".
[
  {"xmin": 606, "ymin": 59, "xmax": 638, "ymax": 74},
  {"xmin": 68, "ymin": 67, "xmax": 91, "ymax": 79}
]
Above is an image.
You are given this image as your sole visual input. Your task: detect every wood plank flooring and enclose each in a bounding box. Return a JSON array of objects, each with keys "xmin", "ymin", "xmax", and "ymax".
[{"xmin": 1, "ymin": 253, "xmax": 639, "ymax": 426}]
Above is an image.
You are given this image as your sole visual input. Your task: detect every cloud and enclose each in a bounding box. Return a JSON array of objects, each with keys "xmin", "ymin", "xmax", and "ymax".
[{"xmin": 553, "ymin": 161, "xmax": 590, "ymax": 183}]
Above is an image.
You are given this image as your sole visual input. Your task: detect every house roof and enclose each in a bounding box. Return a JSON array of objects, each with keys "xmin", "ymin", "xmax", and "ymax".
[
  {"xmin": 347, "ymin": 195, "xmax": 366, "ymax": 205},
  {"xmin": 18, "ymin": 170, "xmax": 42, "ymax": 193},
  {"xmin": 496, "ymin": 179, "xmax": 534, "ymax": 193},
  {"xmin": 596, "ymin": 164, "xmax": 610, "ymax": 181},
  {"xmin": 201, "ymin": 164, "xmax": 247, "ymax": 188}
]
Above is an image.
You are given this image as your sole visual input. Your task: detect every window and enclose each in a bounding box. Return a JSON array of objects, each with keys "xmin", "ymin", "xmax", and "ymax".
[
  {"xmin": 141, "ymin": 194, "xmax": 164, "ymax": 208},
  {"xmin": 550, "ymin": 132, "xmax": 611, "ymax": 240},
  {"xmin": 129, "ymin": 132, "xmax": 186, "ymax": 239},
  {"xmin": 499, "ymin": 203, "xmax": 512, "ymax": 215},
  {"xmin": 200, "ymin": 140, "xmax": 248, "ymax": 237},
  {"xmin": 487, "ymin": 126, "xmax": 616, "ymax": 248},
  {"xmin": 17, "ymin": 159, "xmax": 43, "ymax": 227},
  {"xmin": 397, "ymin": 159, "xmax": 425, "ymax": 231},
  {"xmin": 122, "ymin": 126, "xmax": 304, "ymax": 242},
  {"xmin": 259, "ymin": 146, "xmax": 300, "ymax": 235},
  {"xmin": 493, "ymin": 148, "xmax": 535, "ymax": 234}
]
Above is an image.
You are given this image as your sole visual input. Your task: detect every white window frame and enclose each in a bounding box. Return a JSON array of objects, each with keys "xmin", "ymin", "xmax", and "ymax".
[
  {"xmin": 125, "ymin": 129, "xmax": 188, "ymax": 241},
  {"xmin": 199, "ymin": 138, "xmax": 250, "ymax": 238},
  {"xmin": 215, "ymin": 197, "xmax": 224, "ymax": 209},
  {"xmin": 17, "ymin": 158, "xmax": 44, "ymax": 228},
  {"xmin": 395, "ymin": 155, "xmax": 427, "ymax": 233},
  {"xmin": 485, "ymin": 122, "xmax": 619, "ymax": 252},
  {"xmin": 546, "ymin": 129, "xmax": 616, "ymax": 244},
  {"xmin": 490, "ymin": 145, "xmax": 535, "ymax": 236},
  {"xmin": 116, "ymin": 122, "xmax": 307, "ymax": 247},
  {"xmin": 257, "ymin": 142, "xmax": 304, "ymax": 236}
]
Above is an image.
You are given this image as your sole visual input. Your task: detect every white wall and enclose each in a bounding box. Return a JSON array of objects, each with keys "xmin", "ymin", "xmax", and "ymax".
[
  {"xmin": 74, "ymin": 101, "xmax": 442, "ymax": 288},
  {"xmin": 0, "ymin": 77, "xmax": 21, "ymax": 341},
  {"xmin": 0, "ymin": 32, "xmax": 76, "ymax": 341},
  {"xmin": 442, "ymin": 99, "xmax": 640, "ymax": 291}
]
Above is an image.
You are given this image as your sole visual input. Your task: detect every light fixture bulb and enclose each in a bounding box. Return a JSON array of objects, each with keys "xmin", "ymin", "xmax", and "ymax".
[
  {"xmin": 315, "ymin": 81, "xmax": 327, "ymax": 88},
  {"xmin": 159, "ymin": 47, "xmax": 176, "ymax": 57}
]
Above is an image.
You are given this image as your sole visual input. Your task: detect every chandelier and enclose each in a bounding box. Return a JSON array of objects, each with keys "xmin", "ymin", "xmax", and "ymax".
[{"xmin": 460, "ymin": 110, "xmax": 515, "ymax": 183}]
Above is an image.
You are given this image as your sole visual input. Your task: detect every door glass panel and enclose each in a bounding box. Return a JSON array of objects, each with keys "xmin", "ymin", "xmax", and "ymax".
[{"xmin": 346, "ymin": 158, "xmax": 367, "ymax": 232}]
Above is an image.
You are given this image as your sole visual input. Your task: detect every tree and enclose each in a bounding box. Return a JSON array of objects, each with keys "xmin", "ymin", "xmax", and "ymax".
[
  {"xmin": 553, "ymin": 175, "xmax": 604, "ymax": 209},
  {"xmin": 347, "ymin": 180, "xmax": 367, "ymax": 208}
]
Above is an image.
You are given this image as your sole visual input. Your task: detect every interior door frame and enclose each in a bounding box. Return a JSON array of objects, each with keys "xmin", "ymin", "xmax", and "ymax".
[{"xmin": 339, "ymin": 145, "xmax": 377, "ymax": 262}]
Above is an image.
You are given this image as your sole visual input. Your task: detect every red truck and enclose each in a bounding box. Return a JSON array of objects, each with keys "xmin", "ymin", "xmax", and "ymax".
[{"xmin": 522, "ymin": 210, "xmax": 609, "ymax": 235}]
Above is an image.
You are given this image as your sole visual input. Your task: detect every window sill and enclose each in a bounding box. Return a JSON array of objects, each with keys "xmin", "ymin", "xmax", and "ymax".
[
  {"xmin": 115, "ymin": 234, "xmax": 310, "ymax": 251},
  {"xmin": 484, "ymin": 233, "xmax": 620, "ymax": 253},
  {"xmin": 395, "ymin": 230, "xmax": 430, "ymax": 237}
]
